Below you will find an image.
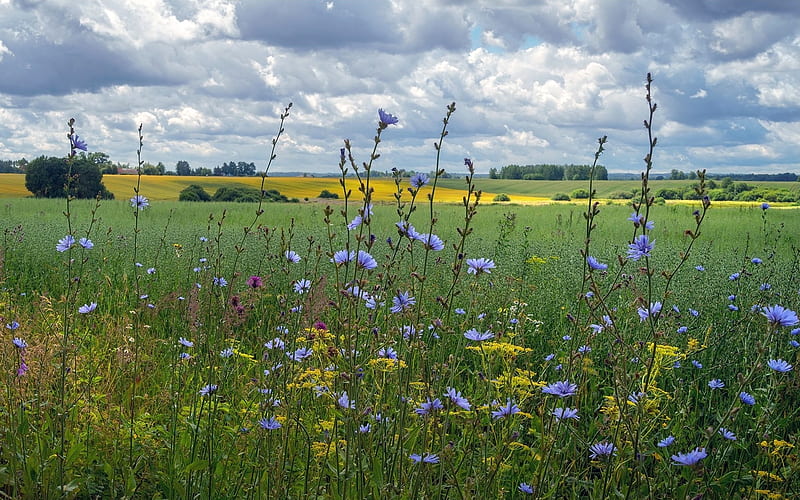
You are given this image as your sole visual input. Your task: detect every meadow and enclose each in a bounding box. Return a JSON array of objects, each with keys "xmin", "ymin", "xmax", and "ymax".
[{"xmin": 1, "ymin": 96, "xmax": 799, "ymax": 499}]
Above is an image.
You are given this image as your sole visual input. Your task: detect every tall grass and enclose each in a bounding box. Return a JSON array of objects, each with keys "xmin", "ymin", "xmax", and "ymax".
[{"xmin": 1, "ymin": 78, "xmax": 799, "ymax": 498}]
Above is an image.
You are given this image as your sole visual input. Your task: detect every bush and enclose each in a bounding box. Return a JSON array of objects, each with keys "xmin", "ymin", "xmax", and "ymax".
[
  {"xmin": 570, "ymin": 188, "xmax": 590, "ymax": 199},
  {"xmin": 493, "ymin": 193, "xmax": 511, "ymax": 202},
  {"xmin": 551, "ymin": 193, "xmax": 570, "ymax": 201},
  {"xmin": 608, "ymin": 191, "xmax": 634, "ymax": 199},
  {"xmin": 319, "ymin": 189, "xmax": 339, "ymax": 199},
  {"xmin": 179, "ymin": 184, "xmax": 212, "ymax": 202},
  {"xmin": 25, "ymin": 155, "xmax": 114, "ymax": 199},
  {"xmin": 212, "ymin": 186, "xmax": 264, "ymax": 202}
]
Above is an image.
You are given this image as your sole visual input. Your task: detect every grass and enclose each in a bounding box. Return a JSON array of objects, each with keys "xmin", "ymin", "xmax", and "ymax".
[{"xmin": 1, "ymin": 97, "xmax": 799, "ymax": 498}]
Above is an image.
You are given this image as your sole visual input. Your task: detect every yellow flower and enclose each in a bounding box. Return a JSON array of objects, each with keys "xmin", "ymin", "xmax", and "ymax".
[
  {"xmin": 466, "ymin": 341, "xmax": 532, "ymax": 357},
  {"xmin": 367, "ymin": 358, "xmax": 407, "ymax": 371}
]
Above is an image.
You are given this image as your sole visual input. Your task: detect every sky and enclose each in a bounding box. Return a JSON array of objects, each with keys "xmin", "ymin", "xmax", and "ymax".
[{"xmin": 1, "ymin": 0, "xmax": 799, "ymax": 176}]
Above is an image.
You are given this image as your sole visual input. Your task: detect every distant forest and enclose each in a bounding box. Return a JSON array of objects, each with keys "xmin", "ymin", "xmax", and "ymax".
[{"xmin": 489, "ymin": 164, "xmax": 608, "ymax": 180}]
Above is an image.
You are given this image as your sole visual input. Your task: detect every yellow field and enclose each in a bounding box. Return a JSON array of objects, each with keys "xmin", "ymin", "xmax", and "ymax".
[{"xmin": 0, "ymin": 173, "xmax": 549, "ymax": 203}]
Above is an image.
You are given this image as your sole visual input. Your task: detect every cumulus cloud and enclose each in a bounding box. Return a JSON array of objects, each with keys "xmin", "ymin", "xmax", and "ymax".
[{"xmin": 0, "ymin": 0, "xmax": 798, "ymax": 174}]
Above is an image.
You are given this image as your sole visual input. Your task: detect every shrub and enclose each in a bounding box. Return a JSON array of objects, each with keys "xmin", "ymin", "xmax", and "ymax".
[
  {"xmin": 493, "ymin": 193, "xmax": 511, "ymax": 202},
  {"xmin": 608, "ymin": 191, "xmax": 634, "ymax": 199},
  {"xmin": 212, "ymin": 186, "xmax": 264, "ymax": 202},
  {"xmin": 570, "ymin": 188, "xmax": 590, "ymax": 199},
  {"xmin": 319, "ymin": 189, "xmax": 339, "ymax": 199},
  {"xmin": 551, "ymin": 193, "xmax": 570, "ymax": 201},
  {"xmin": 25, "ymin": 155, "xmax": 114, "ymax": 199},
  {"xmin": 178, "ymin": 184, "xmax": 212, "ymax": 202}
]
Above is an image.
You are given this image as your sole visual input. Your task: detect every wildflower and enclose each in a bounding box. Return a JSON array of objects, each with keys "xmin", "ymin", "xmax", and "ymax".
[
  {"xmin": 729, "ymin": 272, "xmax": 740, "ymax": 280},
  {"xmin": 359, "ymin": 423, "xmax": 371, "ymax": 433},
  {"xmin": 552, "ymin": 407, "xmax": 579, "ymax": 421},
  {"xmin": 213, "ymin": 277, "xmax": 228, "ymax": 287},
  {"xmin": 6, "ymin": 321, "xmax": 20, "ymax": 330},
  {"xmin": 708, "ymin": 379, "xmax": 725, "ymax": 389},
  {"xmin": 728, "ymin": 304, "xmax": 739, "ymax": 311},
  {"xmin": 761, "ymin": 202, "xmax": 770, "ymax": 210},
  {"xmin": 463, "ymin": 328, "xmax": 494, "ymax": 341},
  {"xmin": 519, "ymin": 483, "xmax": 534, "ymax": 494},
  {"xmin": 377, "ymin": 346, "xmax": 398, "ymax": 359},
  {"xmin": 78, "ymin": 302, "xmax": 97, "ymax": 314},
  {"xmin": 56, "ymin": 235, "xmax": 75, "ymax": 252},
  {"xmin": 416, "ymin": 233, "xmax": 444, "ymax": 251},
  {"xmin": 410, "ymin": 172, "xmax": 429, "ymax": 189},
  {"xmin": 70, "ymin": 134, "xmax": 88, "ymax": 151},
  {"xmin": 146, "ymin": 267, "xmax": 156, "ymax": 275},
  {"xmin": 689, "ymin": 308, "xmax": 699, "ymax": 317},
  {"xmin": 466, "ymin": 257, "xmax": 496, "ymax": 275},
  {"xmin": 356, "ymin": 250, "xmax": 378, "ymax": 270},
  {"xmin": 12, "ymin": 337, "xmax": 27, "ymax": 349},
  {"xmin": 627, "ymin": 234, "xmax": 654, "ymax": 261},
  {"xmin": 719, "ymin": 428, "xmax": 737, "ymax": 440},
  {"xmin": 130, "ymin": 195, "xmax": 149, "ymax": 210},
  {"xmin": 247, "ymin": 275, "xmax": 263, "ymax": 288},
  {"xmin": 562, "ymin": 335, "xmax": 571, "ymax": 341},
  {"xmin": 220, "ymin": 347, "xmax": 234, "ymax": 358},
  {"xmin": 578, "ymin": 345, "xmax": 591, "ymax": 353},
  {"xmin": 396, "ymin": 221, "xmax": 420, "ymax": 239},
  {"xmin": 390, "ymin": 291, "xmax": 415, "ymax": 313},
  {"xmin": 542, "ymin": 380, "xmax": 578, "ymax": 398},
  {"xmin": 199, "ymin": 384, "xmax": 218, "ymax": 396},
  {"xmin": 793, "ymin": 328, "xmax": 800, "ymax": 336},
  {"xmin": 671, "ymin": 447, "xmax": 707, "ymax": 466},
  {"xmin": 409, "ymin": 453, "xmax": 439, "ymax": 464},
  {"xmin": 415, "ymin": 398, "xmax": 444, "ymax": 416},
  {"xmin": 331, "ymin": 249, "xmax": 353, "ymax": 266},
  {"xmin": 751, "ymin": 257, "xmax": 762, "ymax": 264},
  {"xmin": 347, "ymin": 215, "xmax": 363, "ymax": 231},
  {"xmin": 287, "ymin": 347, "xmax": 313, "ymax": 362},
  {"xmin": 589, "ymin": 441, "xmax": 617, "ymax": 459},
  {"xmin": 627, "ymin": 212, "xmax": 644, "ymax": 226},
  {"xmin": 692, "ymin": 360, "xmax": 703, "ymax": 369},
  {"xmin": 401, "ymin": 325, "xmax": 418, "ymax": 340},
  {"xmin": 739, "ymin": 392, "xmax": 756, "ymax": 406},
  {"xmin": 378, "ymin": 108, "xmax": 399, "ymax": 126},
  {"xmin": 17, "ymin": 360, "xmax": 29, "ymax": 376},
  {"xmin": 637, "ymin": 302, "xmax": 662, "ymax": 322},
  {"xmin": 338, "ymin": 391, "xmax": 355, "ymax": 410},
  {"xmin": 767, "ymin": 359, "xmax": 792, "ymax": 373},
  {"xmin": 658, "ymin": 436, "xmax": 675, "ymax": 448},
  {"xmin": 760, "ymin": 283, "xmax": 771, "ymax": 291},
  {"xmin": 259, "ymin": 416, "xmax": 282, "ymax": 430},
  {"xmin": 78, "ymin": 237, "xmax": 94, "ymax": 249},
  {"xmin": 283, "ymin": 250, "xmax": 301, "ymax": 263},
  {"xmin": 545, "ymin": 353, "xmax": 555, "ymax": 361},
  {"xmin": 178, "ymin": 337, "xmax": 194, "ymax": 348},
  {"xmin": 444, "ymin": 387, "xmax": 471, "ymax": 410},
  {"xmin": 264, "ymin": 337, "xmax": 285, "ymax": 350},
  {"xmin": 677, "ymin": 326, "xmax": 688, "ymax": 334},
  {"xmin": 294, "ymin": 279, "xmax": 312, "ymax": 294},
  {"xmin": 587, "ymin": 256, "xmax": 608, "ymax": 271},
  {"xmin": 491, "ymin": 399, "xmax": 521, "ymax": 419},
  {"xmin": 762, "ymin": 305, "xmax": 799, "ymax": 328},
  {"xmin": 455, "ymin": 308, "xmax": 466, "ymax": 315},
  {"xmin": 695, "ymin": 265, "xmax": 705, "ymax": 271},
  {"xmin": 628, "ymin": 391, "xmax": 646, "ymax": 404}
]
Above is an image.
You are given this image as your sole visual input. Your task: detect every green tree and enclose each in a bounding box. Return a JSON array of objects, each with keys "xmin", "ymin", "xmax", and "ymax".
[
  {"xmin": 176, "ymin": 160, "xmax": 192, "ymax": 176},
  {"xmin": 25, "ymin": 155, "xmax": 113, "ymax": 199}
]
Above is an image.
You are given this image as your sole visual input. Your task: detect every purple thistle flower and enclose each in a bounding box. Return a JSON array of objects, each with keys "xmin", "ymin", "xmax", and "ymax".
[
  {"xmin": 444, "ymin": 387, "xmax": 471, "ymax": 410},
  {"xmin": 627, "ymin": 234, "xmax": 654, "ymax": 261},
  {"xmin": 767, "ymin": 358, "xmax": 792, "ymax": 373},
  {"xmin": 463, "ymin": 328, "xmax": 494, "ymax": 341},
  {"xmin": 552, "ymin": 407, "xmax": 579, "ymax": 421},
  {"xmin": 70, "ymin": 134, "xmax": 88, "ymax": 151},
  {"xmin": 587, "ymin": 256, "xmax": 608, "ymax": 271},
  {"xmin": 56, "ymin": 235, "xmax": 75, "ymax": 252},
  {"xmin": 466, "ymin": 257, "xmax": 496, "ymax": 275},
  {"xmin": 390, "ymin": 291, "xmax": 415, "ymax": 313},
  {"xmin": 410, "ymin": 172, "xmax": 429, "ymax": 189},
  {"xmin": 542, "ymin": 380, "xmax": 578, "ymax": 398},
  {"xmin": 589, "ymin": 441, "xmax": 617, "ymax": 459},
  {"xmin": 247, "ymin": 275, "xmax": 263, "ymax": 288},
  {"xmin": 491, "ymin": 399, "xmax": 521, "ymax": 419},
  {"xmin": 415, "ymin": 398, "xmax": 444, "ymax": 416},
  {"xmin": 130, "ymin": 195, "xmax": 149, "ymax": 210},
  {"xmin": 657, "ymin": 436, "xmax": 675, "ymax": 448},
  {"xmin": 762, "ymin": 305, "xmax": 799, "ymax": 328},
  {"xmin": 409, "ymin": 453, "xmax": 439, "ymax": 464},
  {"xmin": 739, "ymin": 391, "xmax": 756, "ymax": 406},
  {"xmin": 672, "ymin": 447, "xmax": 707, "ymax": 466},
  {"xmin": 378, "ymin": 108, "xmax": 399, "ymax": 126},
  {"xmin": 78, "ymin": 302, "xmax": 97, "ymax": 314},
  {"xmin": 259, "ymin": 416, "xmax": 282, "ymax": 430}
]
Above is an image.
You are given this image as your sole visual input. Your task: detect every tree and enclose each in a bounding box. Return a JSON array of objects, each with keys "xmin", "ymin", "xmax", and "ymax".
[
  {"xmin": 25, "ymin": 155, "xmax": 113, "ymax": 199},
  {"xmin": 176, "ymin": 160, "xmax": 191, "ymax": 176}
]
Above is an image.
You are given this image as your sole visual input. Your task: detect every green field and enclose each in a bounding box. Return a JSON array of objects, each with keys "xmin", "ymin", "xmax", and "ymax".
[{"xmin": 1, "ymin": 181, "xmax": 799, "ymax": 497}]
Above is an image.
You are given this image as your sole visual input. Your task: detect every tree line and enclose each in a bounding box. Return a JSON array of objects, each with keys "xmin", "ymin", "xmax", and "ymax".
[{"xmin": 489, "ymin": 164, "xmax": 608, "ymax": 180}]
